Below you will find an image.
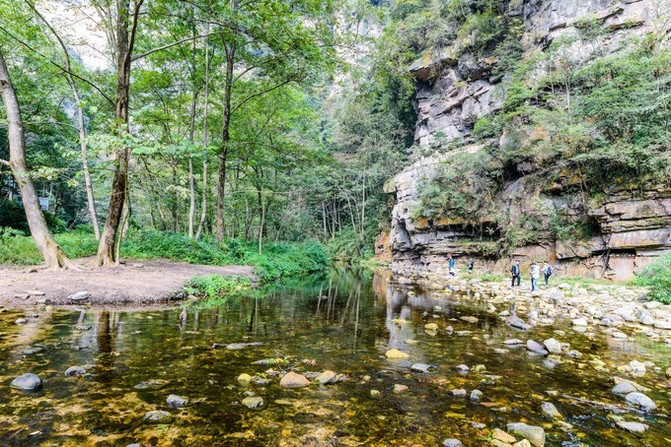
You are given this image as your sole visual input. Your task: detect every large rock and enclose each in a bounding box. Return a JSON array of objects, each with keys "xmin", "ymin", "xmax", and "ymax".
[
  {"xmin": 616, "ymin": 421, "xmax": 648, "ymax": 433},
  {"xmin": 315, "ymin": 370, "xmax": 337, "ymax": 385},
  {"xmin": 279, "ymin": 372, "xmax": 310, "ymax": 388},
  {"xmin": 10, "ymin": 373, "xmax": 43, "ymax": 391},
  {"xmin": 625, "ymin": 392, "xmax": 656, "ymax": 412},
  {"xmin": 68, "ymin": 291, "xmax": 91, "ymax": 302},
  {"xmin": 542, "ymin": 338, "xmax": 562, "ymax": 354},
  {"xmin": 241, "ymin": 396, "xmax": 264, "ymax": 409},
  {"xmin": 526, "ymin": 340, "xmax": 549, "ymax": 356},
  {"xmin": 166, "ymin": 394, "xmax": 189, "ymax": 408},
  {"xmin": 506, "ymin": 423, "xmax": 545, "ymax": 447}
]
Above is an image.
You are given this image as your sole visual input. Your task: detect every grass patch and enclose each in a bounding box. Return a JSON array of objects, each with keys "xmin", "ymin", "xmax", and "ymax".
[{"xmin": 184, "ymin": 275, "xmax": 252, "ymax": 298}]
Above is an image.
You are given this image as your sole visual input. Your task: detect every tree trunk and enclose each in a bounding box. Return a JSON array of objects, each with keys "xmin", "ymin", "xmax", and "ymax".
[
  {"xmin": 0, "ymin": 49, "xmax": 74, "ymax": 269},
  {"xmin": 195, "ymin": 29, "xmax": 210, "ymax": 240},
  {"xmin": 27, "ymin": 1, "xmax": 100, "ymax": 240},
  {"xmin": 216, "ymin": 41, "xmax": 235, "ymax": 243},
  {"xmin": 94, "ymin": 0, "xmax": 141, "ymax": 266}
]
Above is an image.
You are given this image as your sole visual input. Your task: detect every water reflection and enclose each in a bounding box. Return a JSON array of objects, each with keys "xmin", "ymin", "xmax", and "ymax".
[{"xmin": 0, "ymin": 270, "xmax": 669, "ymax": 446}]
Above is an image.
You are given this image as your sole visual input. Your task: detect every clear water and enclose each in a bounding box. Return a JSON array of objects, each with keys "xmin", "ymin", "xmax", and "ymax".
[{"xmin": 0, "ymin": 270, "xmax": 669, "ymax": 446}]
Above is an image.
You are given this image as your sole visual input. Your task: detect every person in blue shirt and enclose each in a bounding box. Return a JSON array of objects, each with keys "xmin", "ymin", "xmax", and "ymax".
[
  {"xmin": 448, "ymin": 254, "xmax": 455, "ymax": 270},
  {"xmin": 510, "ymin": 260, "xmax": 521, "ymax": 287}
]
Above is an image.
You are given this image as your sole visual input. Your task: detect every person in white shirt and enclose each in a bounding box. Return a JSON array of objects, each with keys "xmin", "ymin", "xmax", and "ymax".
[{"xmin": 530, "ymin": 261, "xmax": 540, "ymax": 291}]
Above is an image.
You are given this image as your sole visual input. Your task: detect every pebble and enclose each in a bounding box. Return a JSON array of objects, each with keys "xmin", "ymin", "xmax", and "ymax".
[
  {"xmin": 15, "ymin": 318, "xmax": 28, "ymax": 325},
  {"xmin": 542, "ymin": 338, "xmax": 562, "ymax": 354},
  {"xmin": 492, "ymin": 428, "xmax": 516, "ymax": 443},
  {"xmin": 470, "ymin": 389, "xmax": 483, "ymax": 401},
  {"xmin": 410, "ymin": 363, "xmax": 435, "ymax": 373},
  {"xmin": 526, "ymin": 340, "xmax": 548, "ymax": 356},
  {"xmin": 450, "ymin": 389, "xmax": 467, "ymax": 397},
  {"xmin": 393, "ymin": 384, "xmax": 408, "ymax": 394},
  {"xmin": 68, "ymin": 291, "xmax": 91, "ymax": 302},
  {"xmin": 64, "ymin": 366, "xmax": 86, "ymax": 377},
  {"xmin": 442, "ymin": 439, "xmax": 463, "ymax": 447}
]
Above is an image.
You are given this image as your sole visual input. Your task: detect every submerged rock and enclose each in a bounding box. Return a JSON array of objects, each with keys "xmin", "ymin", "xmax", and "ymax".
[
  {"xmin": 410, "ymin": 363, "xmax": 436, "ymax": 373},
  {"xmin": 315, "ymin": 370, "xmax": 337, "ymax": 385},
  {"xmin": 241, "ymin": 396, "xmax": 264, "ymax": 409},
  {"xmin": 134, "ymin": 380, "xmax": 169, "ymax": 390},
  {"xmin": 442, "ymin": 439, "xmax": 463, "ymax": 447},
  {"xmin": 507, "ymin": 423, "xmax": 545, "ymax": 447},
  {"xmin": 505, "ymin": 315, "xmax": 531, "ymax": 330},
  {"xmin": 10, "ymin": 373, "xmax": 43, "ymax": 391},
  {"xmin": 225, "ymin": 342, "xmax": 263, "ymax": 350},
  {"xmin": 385, "ymin": 349, "xmax": 409, "ymax": 359},
  {"xmin": 492, "ymin": 428, "xmax": 516, "ymax": 443},
  {"xmin": 279, "ymin": 371, "xmax": 309, "ymax": 388},
  {"xmin": 144, "ymin": 410, "xmax": 172, "ymax": 423},
  {"xmin": 541, "ymin": 402, "xmax": 562, "ymax": 420},
  {"xmin": 470, "ymin": 389, "xmax": 483, "ymax": 401},
  {"xmin": 64, "ymin": 366, "xmax": 86, "ymax": 377},
  {"xmin": 237, "ymin": 373, "xmax": 253, "ymax": 383},
  {"xmin": 393, "ymin": 384, "xmax": 408, "ymax": 394},
  {"xmin": 166, "ymin": 394, "xmax": 189, "ymax": 408}
]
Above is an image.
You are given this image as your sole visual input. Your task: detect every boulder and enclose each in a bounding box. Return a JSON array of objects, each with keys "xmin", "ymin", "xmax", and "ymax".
[
  {"xmin": 612, "ymin": 382, "xmax": 636, "ymax": 395},
  {"xmin": 279, "ymin": 372, "xmax": 310, "ymax": 388},
  {"xmin": 625, "ymin": 392, "xmax": 656, "ymax": 412},
  {"xmin": 492, "ymin": 428, "xmax": 516, "ymax": 443},
  {"xmin": 506, "ymin": 423, "xmax": 545, "ymax": 447},
  {"xmin": 526, "ymin": 340, "xmax": 548, "ymax": 356},
  {"xmin": 542, "ymin": 338, "xmax": 562, "ymax": 354},
  {"xmin": 10, "ymin": 373, "xmax": 43, "ymax": 391}
]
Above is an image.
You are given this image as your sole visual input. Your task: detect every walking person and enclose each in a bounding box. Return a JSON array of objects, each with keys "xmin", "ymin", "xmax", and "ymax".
[
  {"xmin": 448, "ymin": 254, "xmax": 455, "ymax": 270},
  {"xmin": 542, "ymin": 261, "xmax": 553, "ymax": 286},
  {"xmin": 467, "ymin": 259, "xmax": 474, "ymax": 274},
  {"xmin": 530, "ymin": 261, "xmax": 540, "ymax": 292},
  {"xmin": 510, "ymin": 260, "xmax": 521, "ymax": 287}
]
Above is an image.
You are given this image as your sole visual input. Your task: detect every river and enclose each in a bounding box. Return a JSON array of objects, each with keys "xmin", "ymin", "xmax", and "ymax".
[{"xmin": 0, "ymin": 270, "xmax": 669, "ymax": 446}]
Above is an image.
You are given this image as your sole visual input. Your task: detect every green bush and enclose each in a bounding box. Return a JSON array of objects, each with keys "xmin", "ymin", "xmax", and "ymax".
[
  {"xmin": 634, "ymin": 255, "xmax": 671, "ymax": 303},
  {"xmin": 121, "ymin": 230, "xmax": 234, "ymax": 265}
]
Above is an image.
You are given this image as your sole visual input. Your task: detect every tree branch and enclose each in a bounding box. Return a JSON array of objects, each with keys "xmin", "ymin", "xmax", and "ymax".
[
  {"xmin": 0, "ymin": 25, "xmax": 115, "ymax": 106},
  {"xmin": 231, "ymin": 74, "xmax": 303, "ymax": 115},
  {"xmin": 0, "ymin": 159, "xmax": 10, "ymax": 167},
  {"xmin": 132, "ymin": 31, "xmax": 221, "ymax": 61}
]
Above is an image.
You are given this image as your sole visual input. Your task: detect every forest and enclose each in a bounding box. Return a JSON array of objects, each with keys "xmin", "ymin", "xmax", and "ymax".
[{"xmin": 0, "ymin": 0, "xmax": 413, "ymax": 273}]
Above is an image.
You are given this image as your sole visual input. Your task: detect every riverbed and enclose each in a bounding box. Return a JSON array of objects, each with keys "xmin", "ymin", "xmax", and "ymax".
[{"xmin": 0, "ymin": 271, "xmax": 669, "ymax": 446}]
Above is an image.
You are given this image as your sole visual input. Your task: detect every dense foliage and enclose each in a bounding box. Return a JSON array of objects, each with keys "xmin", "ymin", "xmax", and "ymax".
[
  {"xmin": 0, "ymin": 229, "xmax": 329, "ymax": 281},
  {"xmin": 634, "ymin": 255, "xmax": 671, "ymax": 304}
]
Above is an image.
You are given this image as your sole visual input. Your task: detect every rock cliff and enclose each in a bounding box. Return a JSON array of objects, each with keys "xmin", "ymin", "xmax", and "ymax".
[{"xmin": 385, "ymin": 0, "xmax": 671, "ymax": 282}]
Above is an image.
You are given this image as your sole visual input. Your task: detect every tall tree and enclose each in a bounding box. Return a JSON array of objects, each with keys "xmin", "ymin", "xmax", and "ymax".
[{"xmin": 0, "ymin": 49, "xmax": 76, "ymax": 269}]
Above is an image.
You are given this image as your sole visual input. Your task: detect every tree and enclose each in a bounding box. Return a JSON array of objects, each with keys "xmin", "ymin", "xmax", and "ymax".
[{"xmin": 0, "ymin": 48, "xmax": 76, "ymax": 269}]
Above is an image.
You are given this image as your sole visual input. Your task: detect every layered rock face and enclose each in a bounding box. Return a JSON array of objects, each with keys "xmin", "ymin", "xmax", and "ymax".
[{"xmin": 386, "ymin": 0, "xmax": 671, "ymax": 282}]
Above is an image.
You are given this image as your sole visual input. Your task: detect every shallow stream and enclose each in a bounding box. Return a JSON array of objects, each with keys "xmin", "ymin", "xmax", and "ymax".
[{"xmin": 0, "ymin": 271, "xmax": 669, "ymax": 446}]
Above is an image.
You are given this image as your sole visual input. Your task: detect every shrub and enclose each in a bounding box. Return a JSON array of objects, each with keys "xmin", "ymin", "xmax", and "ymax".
[
  {"xmin": 634, "ymin": 255, "xmax": 671, "ymax": 303},
  {"xmin": 184, "ymin": 275, "xmax": 252, "ymax": 298}
]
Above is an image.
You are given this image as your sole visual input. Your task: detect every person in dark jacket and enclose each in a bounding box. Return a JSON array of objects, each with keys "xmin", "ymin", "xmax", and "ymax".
[
  {"xmin": 511, "ymin": 260, "xmax": 521, "ymax": 287},
  {"xmin": 467, "ymin": 259, "xmax": 474, "ymax": 273}
]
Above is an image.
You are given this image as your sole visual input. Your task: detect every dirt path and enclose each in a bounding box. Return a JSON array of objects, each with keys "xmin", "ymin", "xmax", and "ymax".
[{"xmin": 0, "ymin": 259, "xmax": 256, "ymax": 306}]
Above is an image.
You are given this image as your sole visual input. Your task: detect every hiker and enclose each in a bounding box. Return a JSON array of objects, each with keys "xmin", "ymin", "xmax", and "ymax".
[
  {"xmin": 448, "ymin": 254, "xmax": 455, "ymax": 271},
  {"xmin": 543, "ymin": 261, "xmax": 553, "ymax": 286},
  {"xmin": 530, "ymin": 261, "xmax": 540, "ymax": 292},
  {"xmin": 510, "ymin": 260, "xmax": 521, "ymax": 287},
  {"xmin": 467, "ymin": 259, "xmax": 474, "ymax": 273}
]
